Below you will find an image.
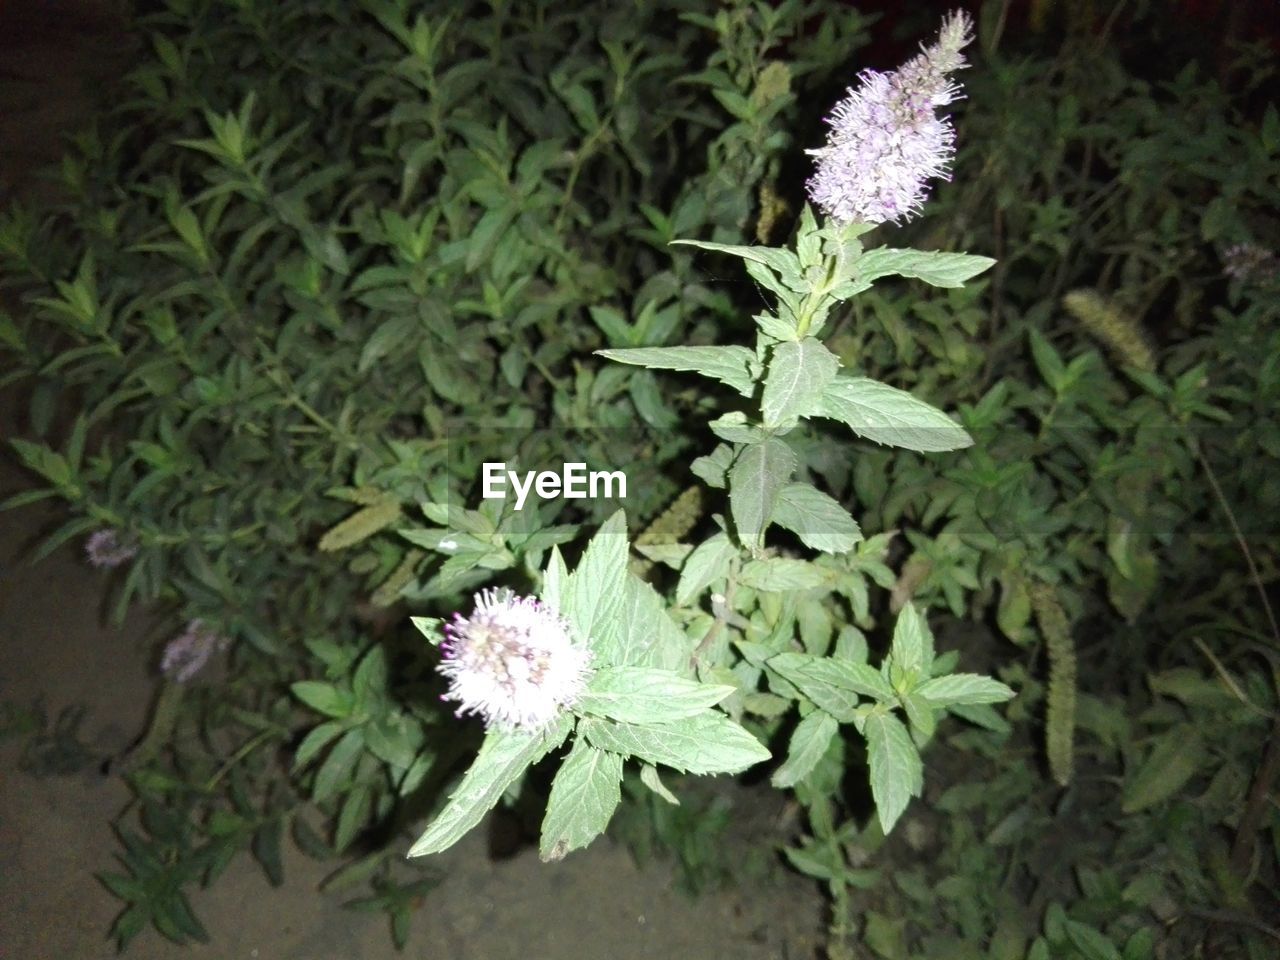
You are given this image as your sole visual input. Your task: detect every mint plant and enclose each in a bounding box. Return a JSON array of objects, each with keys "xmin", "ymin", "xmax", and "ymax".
[
  {"xmin": 406, "ymin": 11, "xmax": 1013, "ymax": 877},
  {"xmin": 4, "ymin": 1, "xmax": 1276, "ymax": 955}
]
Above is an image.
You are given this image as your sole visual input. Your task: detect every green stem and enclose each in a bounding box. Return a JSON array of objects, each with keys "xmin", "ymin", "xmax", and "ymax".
[{"xmin": 205, "ymin": 729, "xmax": 277, "ymax": 792}]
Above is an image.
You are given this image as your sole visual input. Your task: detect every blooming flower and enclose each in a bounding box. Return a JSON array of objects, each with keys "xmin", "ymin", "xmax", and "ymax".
[
  {"xmin": 84, "ymin": 529, "xmax": 138, "ymax": 568},
  {"xmin": 161, "ymin": 619, "xmax": 230, "ymax": 683},
  {"xmin": 1223, "ymin": 243, "xmax": 1279, "ymax": 284},
  {"xmin": 806, "ymin": 10, "xmax": 974, "ymax": 226},
  {"xmin": 438, "ymin": 588, "xmax": 592, "ymax": 731}
]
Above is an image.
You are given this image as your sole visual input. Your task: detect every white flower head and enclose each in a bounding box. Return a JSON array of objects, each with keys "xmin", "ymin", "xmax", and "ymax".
[
  {"xmin": 806, "ymin": 10, "xmax": 974, "ymax": 226},
  {"xmin": 439, "ymin": 588, "xmax": 592, "ymax": 731}
]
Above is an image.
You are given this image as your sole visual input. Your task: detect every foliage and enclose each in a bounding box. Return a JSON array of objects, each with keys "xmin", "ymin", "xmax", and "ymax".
[{"xmin": 1, "ymin": 0, "xmax": 1277, "ymax": 957}]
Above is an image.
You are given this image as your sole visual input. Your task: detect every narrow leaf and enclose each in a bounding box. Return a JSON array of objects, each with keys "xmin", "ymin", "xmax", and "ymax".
[
  {"xmin": 639, "ymin": 763, "xmax": 680, "ymax": 804},
  {"xmin": 772, "ymin": 711, "xmax": 839, "ymax": 788},
  {"xmin": 569, "ymin": 510, "xmax": 628, "ymax": 661},
  {"xmin": 916, "ymin": 673, "xmax": 1015, "ymax": 706},
  {"xmin": 865, "ymin": 712, "xmax": 922, "ymax": 833},
  {"xmin": 770, "ymin": 652, "xmax": 895, "ymax": 707},
  {"xmin": 729, "ymin": 437, "xmax": 795, "ymax": 552},
  {"xmin": 852, "ymin": 248, "xmax": 995, "ymax": 290},
  {"xmin": 1121, "ymin": 732, "xmax": 1204, "ymax": 814},
  {"xmin": 578, "ymin": 667, "xmax": 734, "ymax": 724},
  {"xmin": 676, "ymin": 531, "xmax": 736, "ymax": 604},
  {"xmin": 580, "ymin": 714, "xmax": 769, "ymax": 775},
  {"xmin": 816, "ymin": 377, "xmax": 973, "ymax": 452},
  {"xmin": 539, "ymin": 739, "xmax": 623, "ymax": 861},
  {"xmin": 407, "ymin": 720, "xmax": 570, "ymax": 857},
  {"xmin": 597, "ymin": 346, "xmax": 758, "ymax": 397},
  {"xmin": 890, "ymin": 603, "xmax": 934, "ymax": 677},
  {"xmin": 738, "ymin": 557, "xmax": 828, "ymax": 591}
]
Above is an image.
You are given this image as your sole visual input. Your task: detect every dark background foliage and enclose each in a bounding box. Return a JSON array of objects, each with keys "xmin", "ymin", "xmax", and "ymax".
[{"xmin": 1, "ymin": 0, "xmax": 1276, "ymax": 957}]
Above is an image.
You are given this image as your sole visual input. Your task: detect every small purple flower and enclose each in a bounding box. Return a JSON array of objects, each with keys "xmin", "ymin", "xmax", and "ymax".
[
  {"xmin": 439, "ymin": 588, "xmax": 592, "ymax": 731},
  {"xmin": 161, "ymin": 619, "xmax": 230, "ymax": 683},
  {"xmin": 1223, "ymin": 243, "xmax": 1279, "ymax": 284},
  {"xmin": 806, "ymin": 10, "xmax": 974, "ymax": 226},
  {"xmin": 84, "ymin": 529, "xmax": 138, "ymax": 569}
]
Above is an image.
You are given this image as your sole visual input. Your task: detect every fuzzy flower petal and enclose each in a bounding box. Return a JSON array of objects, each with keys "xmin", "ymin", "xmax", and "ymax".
[
  {"xmin": 85, "ymin": 529, "xmax": 138, "ymax": 569},
  {"xmin": 806, "ymin": 10, "xmax": 974, "ymax": 226},
  {"xmin": 161, "ymin": 619, "xmax": 230, "ymax": 683},
  {"xmin": 439, "ymin": 588, "xmax": 592, "ymax": 731},
  {"xmin": 1223, "ymin": 242, "xmax": 1279, "ymax": 284}
]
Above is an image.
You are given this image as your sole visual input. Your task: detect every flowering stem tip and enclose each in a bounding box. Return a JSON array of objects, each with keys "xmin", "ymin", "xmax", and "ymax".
[
  {"xmin": 85, "ymin": 529, "xmax": 138, "ymax": 568},
  {"xmin": 806, "ymin": 9, "xmax": 974, "ymax": 226},
  {"xmin": 439, "ymin": 589, "xmax": 592, "ymax": 732}
]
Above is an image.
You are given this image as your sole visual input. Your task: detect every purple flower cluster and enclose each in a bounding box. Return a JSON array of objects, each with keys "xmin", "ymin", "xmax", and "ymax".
[
  {"xmin": 1223, "ymin": 243, "xmax": 1279, "ymax": 284},
  {"xmin": 806, "ymin": 10, "xmax": 973, "ymax": 226},
  {"xmin": 439, "ymin": 588, "xmax": 592, "ymax": 731},
  {"xmin": 161, "ymin": 619, "xmax": 230, "ymax": 683},
  {"xmin": 84, "ymin": 529, "xmax": 138, "ymax": 569}
]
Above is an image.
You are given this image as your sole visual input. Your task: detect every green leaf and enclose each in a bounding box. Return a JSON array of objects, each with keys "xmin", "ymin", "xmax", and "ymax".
[
  {"xmin": 580, "ymin": 714, "xmax": 769, "ymax": 775},
  {"xmin": 313, "ymin": 728, "xmax": 365, "ymax": 803},
  {"xmin": 761, "ymin": 339, "xmax": 839, "ymax": 427},
  {"xmin": 865, "ymin": 712, "xmax": 922, "ymax": 833},
  {"xmin": 538, "ymin": 738, "xmax": 623, "ymax": 861},
  {"xmin": 729, "ymin": 437, "xmax": 795, "ymax": 552},
  {"xmin": 690, "ymin": 444, "xmax": 733, "ymax": 489},
  {"xmin": 816, "ymin": 377, "xmax": 973, "ymax": 452},
  {"xmin": 676, "ymin": 530, "xmax": 736, "ymax": 604},
  {"xmin": 1029, "ymin": 329, "xmax": 1067, "ymax": 393},
  {"xmin": 767, "ymin": 658, "xmax": 859, "ymax": 719},
  {"xmin": 407, "ymin": 719, "xmax": 570, "ymax": 857},
  {"xmin": 364, "ymin": 713, "xmax": 423, "ymax": 769},
  {"xmin": 770, "ymin": 652, "xmax": 895, "ymax": 709},
  {"xmin": 1064, "ymin": 920, "xmax": 1122, "ymax": 960},
  {"xmin": 0, "ymin": 488, "xmax": 60, "ymax": 511},
  {"xmin": 639, "ymin": 763, "xmax": 680, "ymax": 804},
  {"xmin": 738, "ymin": 557, "xmax": 828, "ymax": 591},
  {"xmin": 948, "ymin": 702, "xmax": 1012, "ymax": 734},
  {"xmin": 850, "ymin": 248, "xmax": 995, "ymax": 291},
  {"xmin": 542, "ymin": 546, "xmax": 569, "ymax": 617},
  {"xmin": 772, "ymin": 710, "xmax": 839, "ymax": 788},
  {"xmin": 321, "ymin": 849, "xmax": 390, "ymax": 895},
  {"xmin": 889, "ymin": 604, "xmax": 934, "ymax": 678},
  {"xmin": 1121, "ymin": 731, "xmax": 1204, "ymax": 814},
  {"xmin": 410, "ymin": 617, "xmax": 443, "ymax": 647},
  {"xmin": 569, "ymin": 510, "xmax": 628, "ymax": 661},
  {"xmin": 578, "ymin": 667, "xmax": 733, "ymax": 724},
  {"xmin": 10, "ymin": 438, "xmax": 73, "ymax": 486},
  {"xmin": 65, "ymin": 414, "xmax": 89, "ymax": 471},
  {"xmin": 597, "ymin": 345, "xmax": 758, "ymax": 397},
  {"xmin": 670, "ymin": 238, "xmax": 802, "ymax": 281},
  {"xmin": 900, "ymin": 692, "xmax": 938, "ymax": 739},
  {"xmin": 611, "ymin": 575, "xmax": 692, "ymax": 670},
  {"xmin": 335, "ymin": 785, "xmax": 373, "ymax": 853},
  {"xmin": 709, "ymin": 411, "xmax": 765, "ymax": 445},
  {"xmin": 291, "ymin": 681, "xmax": 354, "ymax": 719},
  {"xmin": 771, "ymin": 483, "xmax": 862, "ymax": 554},
  {"xmin": 293, "ymin": 720, "xmax": 344, "ymax": 770},
  {"xmin": 466, "ymin": 206, "xmax": 516, "ymax": 272},
  {"xmin": 916, "ymin": 673, "xmax": 1015, "ymax": 706}
]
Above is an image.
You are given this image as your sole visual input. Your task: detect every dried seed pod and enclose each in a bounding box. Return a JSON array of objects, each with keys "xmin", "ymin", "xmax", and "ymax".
[
  {"xmin": 1062, "ymin": 288, "xmax": 1155, "ymax": 372},
  {"xmin": 1031, "ymin": 582, "xmax": 1076, "ymax": 787}
]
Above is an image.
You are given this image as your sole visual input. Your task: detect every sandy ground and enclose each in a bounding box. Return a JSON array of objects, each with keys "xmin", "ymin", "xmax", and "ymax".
[{"xmin": 0, "ymin": 4, "xmax": 824, "ymax": 957}]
